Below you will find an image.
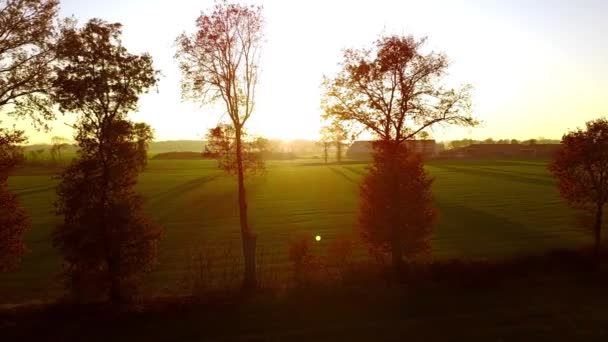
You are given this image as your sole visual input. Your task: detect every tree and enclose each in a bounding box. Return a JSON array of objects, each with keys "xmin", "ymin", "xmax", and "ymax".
[
  {"xmin": 549, "ymin": 118, "xmax": 608, "ymax": 260},
  {"xmin": 510, "ymin": 139, "xmax": 519, "ymax": 145},
  {"xmin": 318, "ymin": 138, "xmax": 331, "ymax": 164},
  {"xmin": 415, "ymin": 131, "xmax": 431, "ymax": 140},
  {"xmin": 50, "ymin": 136, "xmax": 69, "ymax": 163},
  {"xmin": 0, "ymin": 128, "xmax": 28, "ymax": 272},
  {"xmin": 322, "ymin": 35, "xmax": 476, "ymax": 144},
  {"xmin": 175, "ymin": 1, "xmax": 264, "ymax": 289},
  {"xmin": 51, "ymin": 19, "xmax": 161, "ymax": 303},
  {"xmin": 205, "ymin": 123, "xmax": 266, "ymax": 174},
  {"xmin": 0, "ymin": 0, "xmax": 59, "ymax": 125},
  {"xmin": 360, "ymin": 142, "xmax": 435, "ymax": 267},
  {"xmin": 322, "ymin": 34, "xmax": 475, "ymax": 268},
  {"xmin": 321, "ymin": 120, "xmax": 350, "ymax": 163},
  {"xmin": 0, "ymin": 0, "xmax": 58, "ymax": 271}
]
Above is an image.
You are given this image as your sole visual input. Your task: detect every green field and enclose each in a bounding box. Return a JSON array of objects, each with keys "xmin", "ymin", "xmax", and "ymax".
[{"xmin": 0, "ymin": 158, "xmax": 588, "ymax": 304}]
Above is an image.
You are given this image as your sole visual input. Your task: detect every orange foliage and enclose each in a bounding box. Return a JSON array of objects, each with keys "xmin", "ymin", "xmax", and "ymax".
[
  {"xmin": 0, "ymin": 129, "xmax": 29, "ymax": 272},
  {"xmin": 359, "ymin": 141, "xmax": 436, "ymax": 268}
]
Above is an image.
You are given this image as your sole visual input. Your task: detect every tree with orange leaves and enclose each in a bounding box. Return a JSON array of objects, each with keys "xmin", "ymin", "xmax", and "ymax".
[
  {"xmin": 359, "ymin": 141, "xmax": 436, "ymax": 270},
  {"xmin": 550, "ymin": 118, "xmax": 608, "ymax": 260},
  {"xmin": 0, "ymin": 128, "xmax": 29, "ymax": 272}
]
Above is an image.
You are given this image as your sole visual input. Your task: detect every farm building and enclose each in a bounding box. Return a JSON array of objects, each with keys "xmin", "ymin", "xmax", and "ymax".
[{"xmin": 346, "ymin": 140, "xmax": 438, "ymax": 160}]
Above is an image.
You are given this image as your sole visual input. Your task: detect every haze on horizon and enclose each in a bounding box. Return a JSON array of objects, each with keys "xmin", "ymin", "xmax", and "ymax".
[{"xmin": 8, "ymin": 0, "xmax": 608, "ymax": 144}]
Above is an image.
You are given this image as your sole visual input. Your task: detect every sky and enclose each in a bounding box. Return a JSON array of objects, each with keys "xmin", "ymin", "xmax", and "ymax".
[{"xmin": 10, "ymin": 0, "xmax": 608, "ymax": 143}]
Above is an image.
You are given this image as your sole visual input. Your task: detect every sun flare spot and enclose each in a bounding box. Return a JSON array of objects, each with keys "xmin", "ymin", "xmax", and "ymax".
[{"xmin": 315, "ymin": 235, "xmax": 322, "ymax": 242}]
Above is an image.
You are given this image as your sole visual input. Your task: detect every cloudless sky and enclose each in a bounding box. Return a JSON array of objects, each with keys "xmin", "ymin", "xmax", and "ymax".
[{"xmin": 14, "ymin": 0, "xmax": 608, "ymax": 143}]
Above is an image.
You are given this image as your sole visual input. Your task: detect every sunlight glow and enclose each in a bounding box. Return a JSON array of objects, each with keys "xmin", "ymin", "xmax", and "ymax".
[{"xmin": 9, "ymin": 0, "xmax": 608, "ymax": 143}]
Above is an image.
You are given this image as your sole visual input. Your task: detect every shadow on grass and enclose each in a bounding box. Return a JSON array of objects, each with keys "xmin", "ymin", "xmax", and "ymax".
[
  {"xmin": 431, "ymin": 164, "xmax": 554, "ymax": 187},
  {"xmin": 433, "ymin": 198, "xmax": 576, "ymax": 257},
  {"xmin": 328, "ymin": 167, "xmax": 359, "ymax": 184},
  {"xmin": 297, "ymin": 160, "xmax": 370, "ymax": 167},
  {"xmin": 147, "ymin": 174, "xmax": 224, "ymax": 205}
]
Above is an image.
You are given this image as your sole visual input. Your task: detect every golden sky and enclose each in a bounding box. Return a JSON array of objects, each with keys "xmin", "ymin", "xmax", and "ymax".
[{"xmin": 9, "ymin": 0, "xmax": 608, "ymax": 143}]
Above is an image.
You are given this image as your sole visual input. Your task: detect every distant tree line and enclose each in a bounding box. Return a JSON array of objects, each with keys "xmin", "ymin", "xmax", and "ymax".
[{"xmin": 445, "ymin": 138, "xmax": 561, "ymax": 149}]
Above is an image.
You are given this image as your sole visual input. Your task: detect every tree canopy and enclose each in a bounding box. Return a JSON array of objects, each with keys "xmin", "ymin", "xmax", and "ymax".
[
  {"xmin": 0, "ymin": 0, "xmax": 59, "ymax": 125},
  {"xmin": 322, "ymin": 35, "xmax": 476, "ymax": 143},
  {"xmin": 550, "ymin": 118, "xmax": 608, "ymax": 258}
]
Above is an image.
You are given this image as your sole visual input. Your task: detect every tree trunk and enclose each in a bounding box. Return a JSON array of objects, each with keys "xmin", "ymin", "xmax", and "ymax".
[
  {"xmin": 594, "ymin": 203, "xmax": 603, "ymax": 261},
  {"xmin": 108, "ymin": 257, "xmax": 123, "ymax": 304},
  {"xmin": 387, "ymin": 142, "xmax": 402, "ymax": 273},
  {"xmin": 336, "ymin": 142, "xmax": 342, "ymax": 163},
  {"xmin": 235, "ymin": 127, "xmax": 256, "ymax": 290},
  {"xmin": 323, "ymin": 144, "xmax": 328, "ymax": 164}
]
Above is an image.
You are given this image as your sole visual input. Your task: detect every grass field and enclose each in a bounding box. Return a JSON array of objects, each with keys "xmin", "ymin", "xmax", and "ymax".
[{"xmin": 0, "ymin": 158, "xmax": 589, "ymax": 304}]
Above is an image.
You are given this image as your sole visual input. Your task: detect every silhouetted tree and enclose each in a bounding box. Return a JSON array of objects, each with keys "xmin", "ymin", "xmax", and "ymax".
[
  {"xmin": 360, "ymin": 142, "xmax": 435, "ymax": 268},
  {"xmin": 132, "ymin": 123, "xmax": 153, "ymax": 171},
  {"xmin": 318, "ymin": 139, "xmax": 331, "ymax": 164},
  {"xmin": 51, "ymin": 19, "xmax": 161, "ymax": 303},
  {"xmin": 0, "ymin": 128, "xmax": 28, "ymax": 272},
  {"xmin": 415, "ymin": 131, "xmax": 431, "ymax": 140},
  {"xmin": 0, "ymin": 0, "xmax": 58, "ymax": 271},
  {"xmin": 205, "ymin": 123, "xmax": 266, "ymax": 174},
  {"xmin": 0, "ymin": 0, "xmax": 59, "ymax": 126},
  {"xmin": 322, "ymin": 35, "xmax": 476, "ymax": 144},
  {"xmin": 321, "ymin": 120, "xmax": 349, "ymax": 163},
  {"xmin": 50, "ymin": 136, "xmax": 69, "ymax": 163},
  {"xmin": 550, "ymin": 118, "xmax": 608, "ymax": 260},
  {"xmin": 449, "ymin": 139, "xmax": 477, "ymax": 149},
  {"xmin": 322, "ymin": 34, "xmax": 475, "ymax": 269},
  {"xmin": 175, "ymin": 1, "xmax": 264, "ymax": 290},
  {"xmin": 510, "ymin": 139, "xmax": 519, "ymax": 144}
]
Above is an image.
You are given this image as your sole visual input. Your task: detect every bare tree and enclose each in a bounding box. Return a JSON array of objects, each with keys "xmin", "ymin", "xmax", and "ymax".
[{"xmin": 175, "ymin": 1, "xmax": 264, "ymax": 290}]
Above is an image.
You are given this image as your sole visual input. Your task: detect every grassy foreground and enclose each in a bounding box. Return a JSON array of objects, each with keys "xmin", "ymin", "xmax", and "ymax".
[
  {"xmin": 3, "ymin": 253, "xmax": 608, "ymax": 341},
  {"xmin": 1, "ymin": 158, "xmax": 589, "ymax": 304}
]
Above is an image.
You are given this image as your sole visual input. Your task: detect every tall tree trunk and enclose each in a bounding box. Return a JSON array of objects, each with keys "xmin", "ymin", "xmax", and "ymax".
[
  {"xmin": 323, "ymin": 144, "xmax": 328, "ymax": 164},
  {"xmin": 108, "ymin": 257, "xmax": 122, "ymax": 304},
  {"xmin": 387, "ymin": 142, "xmax": 403, "ymax": 273},
  {"xmin": 235, "ymin": 127, "xmax": 256, "ymax": 290},
  {"xmin": 336, "ymin": 142, "xmax": 342, "ymax": 163},
  {"xmin": 594, "ymin": 203, "xmax": 603, "ymax": 261},
  {"xmin": 98, "ymin": 129, "xmax": 116, "ymax": 302}
]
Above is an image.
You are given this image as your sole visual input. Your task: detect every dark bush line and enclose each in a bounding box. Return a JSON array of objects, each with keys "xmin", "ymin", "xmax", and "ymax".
[{"xmin": 338, "ymin": 246, "xmax": 606, "ymax": 292}]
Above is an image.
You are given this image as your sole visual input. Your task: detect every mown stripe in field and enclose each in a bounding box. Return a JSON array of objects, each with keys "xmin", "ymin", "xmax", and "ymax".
[
  {"xmin": 477, "ymin": 166, "xmax": 553, "ymax": 180},
  {"xmin": 431, "ymin": 164, "xmax": 555, "ymax": 187},
  {"xmin": 147, "ymin": 173, "xmax": 224, "ymax": 204},
  {"xmin": 12, "ymin": 184, "xmax": 58, "ymax": 196},
  {"xmin": 328, "ymin": 166, "xmax": 358, "ymax": 184},
  {"xmin": 342, "ymin": 165, "xmax": 368, "ymax": 177}
]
